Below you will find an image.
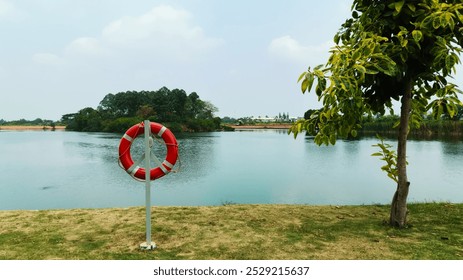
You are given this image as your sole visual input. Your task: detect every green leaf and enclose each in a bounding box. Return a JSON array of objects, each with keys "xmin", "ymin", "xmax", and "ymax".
[
  {"xmin": 412, "ymin": 30, "xmax": 423, "ymax": 43},
  {"xmin": 395, "ymin": 1, "xmax": 405, "ymax": 13},
  {"xmin": 313, "ymin": 64, "xmax": 324, "ymax": 71},
  {"xmin": 352, "ymin": 49, "xmax": 361, "ymax": 61},
  {"xmin": 354, "ymin": 64, "xmax": 366, "ymax": 74},
  {"xmin": 329, "ymin": 134, "xmax": 336, "ymax": 145},
  {"xmin": 440, "ymin": 12, "xmax": 455, "ymax": 29},
  {"xmin": 372, "ymin": 136, "xmax": 401, "ymax": 184},
  {"xmin": 433, "ymin": 16, "xmax": 442, "ymax": 29},
  {"xmin": 446, "ymin": 103, "xmax": 456, "ymax": 118},
  {"xmin": 314, "ymin": 69, "xmax": 324, "ymax": 78},
  {"xmin": 407, "ymin": 3, "xmax": 416, "ymax": 12},
  {"xmin": 297, "ymin": 72, "xmax": 306, "ymax": 83},
  {"xmin": 445, "ymin": 54, "xmax": 457, "ymax": 71},
  {"xmin": 307, "ymin": 73, "xmax": 315, "ymax": 92},
  {"xmin": 437, "ymin": 103, "xmax": 444, "ymax": 118},
  {"xmin": 315, "ymin": 77, "xmax": 327, "ymax": 96},
  {"xmin": 334, "ymin": 33, "xmax": 340, "ymax": 45},
  {"xmin": 401, "ymin": 38, "xmax": 408, "ymax": 48},
  {"xmin": 456, "ymin": 10, "xmax": 463, "ymax": 23},
  {"xmin": 387, "ymin": 173, "xmax": 398, "ymax": 183},
  {"xmin": 301, "ymin": 79, "xmax": 309, "ymax": 93},
  {"xmin": 364, "ymin": 68, "xmax": 379, "ymax": 75}
]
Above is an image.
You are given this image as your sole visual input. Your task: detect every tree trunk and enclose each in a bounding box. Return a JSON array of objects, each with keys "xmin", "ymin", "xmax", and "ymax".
[{"xmin": 390, "ymin": 79, "xmax": 413, "ymax": 228}]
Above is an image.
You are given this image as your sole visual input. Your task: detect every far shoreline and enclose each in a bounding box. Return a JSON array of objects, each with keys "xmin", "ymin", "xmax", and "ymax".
[
  {"xmin": 229, "ymin": 124, "xmax": 291, "ymax": 130},
  {"xmin": 0, "ymin": 125, "xmax": 66, "ymax": 131}
]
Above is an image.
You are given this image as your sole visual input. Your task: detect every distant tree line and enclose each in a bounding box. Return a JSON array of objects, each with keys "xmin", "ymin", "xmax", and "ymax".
[
  {"xmin": 61, "ymin": 87, "xmax": 221, "ymax": 133},
  {"xmin": 0, "ymin": 118, "xmax": 56, "ymax": 128}
]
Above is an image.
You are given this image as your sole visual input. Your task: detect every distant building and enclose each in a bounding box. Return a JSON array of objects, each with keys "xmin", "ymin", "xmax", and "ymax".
[
  {"xmin": 253, "ymin": 116, "xmax": 277, "ymax": 123},
  {"xmin": 252, "ymin": 115, "xmax": 302, "ymax": 123}
]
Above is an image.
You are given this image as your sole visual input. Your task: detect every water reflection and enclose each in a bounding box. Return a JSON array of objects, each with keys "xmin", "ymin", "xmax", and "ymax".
[
  {"xmin": 175, "ymin": 133, "xmax": 218, "ymax": 181},
  {"xmin": 442, "ymin": 140, "xmax": 463, "ymax": 156},
  {"xmin": 1, "ymin": 130, "xmax": 462, "ymax": 210}
]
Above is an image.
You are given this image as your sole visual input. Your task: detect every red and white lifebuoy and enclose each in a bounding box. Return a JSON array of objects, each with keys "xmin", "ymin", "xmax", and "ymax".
[{"xmin": 118, "ymin": 122, "xmax": 178, "ymax": 181}]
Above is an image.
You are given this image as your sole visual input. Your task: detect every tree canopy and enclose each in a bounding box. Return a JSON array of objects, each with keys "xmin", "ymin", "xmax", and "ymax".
[
  {"xmin": 290, "ymin": 0, "xmax": 463, "ymax": 227},
  {"xmin": 63, "ymin": 87, "xmax": 220, "ymax": 133}
]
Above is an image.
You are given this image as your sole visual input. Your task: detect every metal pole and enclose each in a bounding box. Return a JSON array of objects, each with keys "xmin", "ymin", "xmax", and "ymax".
[{"xmin": 140, "ymin": 120, "xmax": 156, "ymax": 250}]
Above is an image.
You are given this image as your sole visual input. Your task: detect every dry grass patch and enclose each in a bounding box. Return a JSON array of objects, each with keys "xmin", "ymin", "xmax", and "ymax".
[{"xmin": 0, "ymin": 203, "xmax": 462, "ymax": 260}]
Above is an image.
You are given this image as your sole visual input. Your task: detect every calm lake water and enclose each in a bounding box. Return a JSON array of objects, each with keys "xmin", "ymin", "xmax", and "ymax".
[{"xmin": 1, "ymin": 129, "xmax": 462, "ymax": 210}]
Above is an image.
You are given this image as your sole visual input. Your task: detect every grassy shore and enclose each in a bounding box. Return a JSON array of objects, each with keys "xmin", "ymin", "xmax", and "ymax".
[{"xmin": 0, "ymin": 203, "xmax": 462, "ymax": 260}]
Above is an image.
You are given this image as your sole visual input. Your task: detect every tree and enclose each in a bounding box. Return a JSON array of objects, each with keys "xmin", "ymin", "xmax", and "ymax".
[
  {"xmin": 70, "ymin": 107, "xmax": 103, "ymax": 131},
  {"xmin": 185, "ymin": 92, "xmax": 201, "ymax": 119},
  {"xmin": 290, "ymin": 0, "xmax": 463, "ymax": 227},
  {"xmin": 136, "ymin": 104, "xmax": 156, "ymax": 119},
  {"xmin": 169, "ymin": 89, "xmax": 188, "ymax": 121},
  {"xmin": 97, "ymin": 93, "xmax": 117, "ymax": 117},
  {"xmin": 66, "ymin": 87, "xmax": 220, "ymax": 132},
  {"xmin": 197, "ymin": 100, "xmax": 218, "ymax": 119}
]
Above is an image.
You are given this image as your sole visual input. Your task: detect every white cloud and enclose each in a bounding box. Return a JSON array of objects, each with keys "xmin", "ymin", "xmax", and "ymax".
[
  {"xmin": 103, "ymin": 5, "xmax": 190, "ymax": 44},
  {"xmin": 35, "ymin": 5, "xmax": 223, "ymax": 64},
  {"xmin": 65, "ymin": 37, "xmax": 109, "ymax": 56},
  {"xmin": 268, "ymin": 35, "xmax": 332, "ymax": 64},
  {"xmin": 32, "ymin": 53, "xmax": 63, "ymax": 65},
  {"xmin": 0, "ymin": 0, "xmax": 24, "ymax": 20},
  {"xmin": 0, "ymin": 0, "xmax": 13, "ymax": 16},
  {"xmin": 101, "ymin": 5, "xmax": 223, "ymax": 53}
]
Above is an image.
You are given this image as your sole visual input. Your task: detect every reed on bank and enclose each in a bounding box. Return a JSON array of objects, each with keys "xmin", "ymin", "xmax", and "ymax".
[{"xmin": 360, "ymin": 118, "xmax": 463, "ymax": 138}]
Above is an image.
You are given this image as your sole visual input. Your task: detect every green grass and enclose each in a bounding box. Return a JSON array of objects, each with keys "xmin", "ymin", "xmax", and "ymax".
[{"xmin": 0, "ymin": 203, "xmax": 462, "ymax": 260}]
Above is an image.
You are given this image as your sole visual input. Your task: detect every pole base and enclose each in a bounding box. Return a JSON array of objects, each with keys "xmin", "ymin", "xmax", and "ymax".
[{"xmin": 140, "ymin": 242, "xmax": 157, "ymax": 250}]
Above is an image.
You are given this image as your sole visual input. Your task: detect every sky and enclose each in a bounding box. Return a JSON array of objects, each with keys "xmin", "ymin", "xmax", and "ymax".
[{"xmin": 0, "ymin": 0, "xmax": 461, "ymax": 121}]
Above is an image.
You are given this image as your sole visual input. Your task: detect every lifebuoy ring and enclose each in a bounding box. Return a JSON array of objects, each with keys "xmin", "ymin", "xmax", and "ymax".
[{"xmin": 118, "ymin": 122, "xmax": 178, "ymax": 181}]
